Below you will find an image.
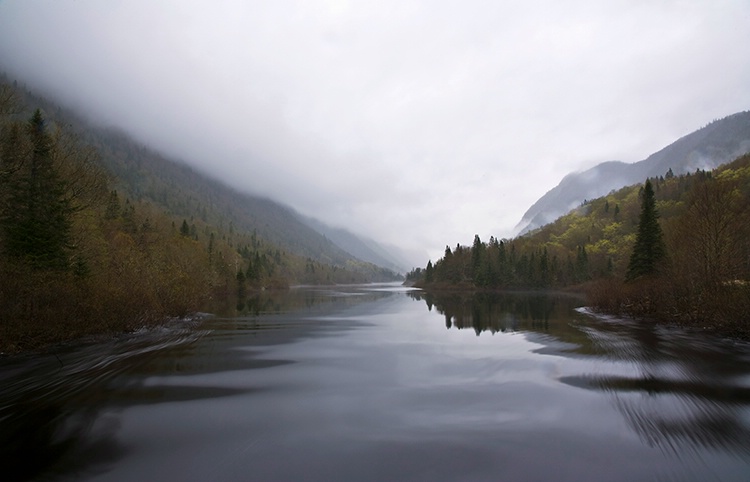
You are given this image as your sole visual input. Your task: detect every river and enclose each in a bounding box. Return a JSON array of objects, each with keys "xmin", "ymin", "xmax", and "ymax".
[{"xmin": 2, "ymin": 283, "xmax": 749, "ymax": 481}]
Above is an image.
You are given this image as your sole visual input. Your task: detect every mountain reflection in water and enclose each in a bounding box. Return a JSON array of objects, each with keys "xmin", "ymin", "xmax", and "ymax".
[{"xmin": 1, "ymin": 285, "xmax": 749, "ymax": 481}]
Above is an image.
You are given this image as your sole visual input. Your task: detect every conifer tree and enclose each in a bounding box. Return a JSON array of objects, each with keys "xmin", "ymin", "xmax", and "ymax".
[
  {"xmin": 0, "ymin": 110, "xmax": 72, "ymax": 270},
  {"xmin": 104, "ymin": 190, "xmax": 121, "ymax": 219},
  {"xmin": 180, "ymin": 219, "xmax": 190, "ymax": 237},
  {"xmin": 424, "ymin": 260, "xmax": 434, "ymax": 283},
  {"xmin": 626, "ymin": 179, "xmax": 667, "ymax": 281},
  {"xmin": 471, "ymin": 234, "xmax": 484, "ymax": 284},
  {"xmin": 539, "ymin": 247, "xmax": 549, "ymax": 286}
]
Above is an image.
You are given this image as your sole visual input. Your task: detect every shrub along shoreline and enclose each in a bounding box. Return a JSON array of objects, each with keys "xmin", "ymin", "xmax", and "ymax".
[{"xmin": 583, "ymin": 278, "xmax": 750, "ymax": 341}]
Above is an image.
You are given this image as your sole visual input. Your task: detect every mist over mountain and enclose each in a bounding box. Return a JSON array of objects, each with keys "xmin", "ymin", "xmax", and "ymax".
[
  {"xmin": 101, "ymin": 139, "xmax": 418, "ymax": 274},
  {"xmin": 516, "ymin": 111, "xmax": 750, "ymax": 234},
  {"xmin": 299, "ymin": 216, "xmax": 413, "ymax": 274},
  {"xmin": 5, "ymin": 79, "xmax": 405, "ymax": 274}
]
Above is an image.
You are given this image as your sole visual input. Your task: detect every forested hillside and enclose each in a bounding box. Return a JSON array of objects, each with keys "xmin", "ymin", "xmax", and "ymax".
[
  {"xmin": 4, "ymin": 78, "xmax": 402, "ymax": 271},
  {"xmin": 408, "ymin": 155, "xmax": 750, "ymax": 337},
  {"xmin": 0, "ymin": 79, "xmax": 398, "ymax": 352}
]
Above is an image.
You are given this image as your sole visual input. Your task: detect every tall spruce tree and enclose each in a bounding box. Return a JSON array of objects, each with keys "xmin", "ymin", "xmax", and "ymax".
[
  {"xmin": 626, "ymin": 179, "xmax": 667, "ymax": 281},
  {"xmin": 0, "ymin": 110, "xmax": 72, "ymax": 270}
]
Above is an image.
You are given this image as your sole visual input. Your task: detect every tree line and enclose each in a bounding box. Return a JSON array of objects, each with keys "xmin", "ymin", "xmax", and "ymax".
[{"xmin": 407, "ymin": 155, "xmax": 750, "ymax": 338}]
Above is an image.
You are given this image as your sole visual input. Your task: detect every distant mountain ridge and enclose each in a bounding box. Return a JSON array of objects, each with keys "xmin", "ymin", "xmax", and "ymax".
[{"xmin": 516, "ymin": 111, "xmax": 750, "ymax": 234}]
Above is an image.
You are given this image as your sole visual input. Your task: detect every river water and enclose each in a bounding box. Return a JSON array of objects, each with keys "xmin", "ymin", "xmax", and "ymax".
[{"xmin": 2, "ymin": 284, "xmax": 750, "ymax": 481}]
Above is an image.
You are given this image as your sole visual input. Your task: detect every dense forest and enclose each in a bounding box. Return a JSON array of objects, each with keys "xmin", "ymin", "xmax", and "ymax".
[
  {"xmin": 0, "ymin": 79, "xmax": 399, "ymax": 352},
  {"xmin": 407, "ymin": 155, "xmax": 750, "ymax": 338}
]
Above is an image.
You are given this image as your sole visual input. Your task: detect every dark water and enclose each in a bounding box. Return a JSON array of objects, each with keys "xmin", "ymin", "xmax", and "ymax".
[{"xmin": 2, "ymin": 284, "xmax": 750, "ymax": 481}]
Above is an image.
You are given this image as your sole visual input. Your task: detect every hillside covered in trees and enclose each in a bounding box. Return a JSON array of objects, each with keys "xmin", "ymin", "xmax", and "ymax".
[
  {"xmin": 407, "ymin": 155, "xmax": 750, "ymax": 338},
  {"xmin": 0, "ymin": 79, "xmax": 399, "ymax": 352}
]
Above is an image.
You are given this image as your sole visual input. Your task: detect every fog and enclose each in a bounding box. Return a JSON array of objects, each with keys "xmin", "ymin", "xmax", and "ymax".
[{"xmin": 1, "ymin": 0, "xmax": 749, "ymax": 265}]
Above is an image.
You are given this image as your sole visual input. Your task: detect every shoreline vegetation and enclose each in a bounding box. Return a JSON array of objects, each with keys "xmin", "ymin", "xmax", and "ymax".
[
  {"xmin": 407, "ymin": 157, "xmax": 750, "ymax": 340},
  {"xmin": 2, "ymin": 74, "xmax": 748, "ymax": 352},
  {"xmin": 407, "ymin": 281, "xmax": 750, "ymax": 341},
  {"xmin": 0, "ymin": 81, "xmax": 400, "ymax": 354}
]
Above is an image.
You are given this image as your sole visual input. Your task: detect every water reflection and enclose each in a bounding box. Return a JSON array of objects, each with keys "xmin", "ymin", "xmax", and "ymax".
[
  {"xmin": 408, "ymin": 290, "xmax": 593, "ymax": 352},
  {"xmin": 222, "ymin": 284, "xmax": 393, "ymax": 316},
  {"xmin": 3, "ymin": 286, "xmax": 750, "ymax": 481},
  {"xmin": 566, "ymin": 313, "xmax": 750, "ymax": 457},
  {"xmin": 0, "ymin": 325, "xmax": 204, "ymax": 481},
  {"xmin": 415, "ymin": 290, "xmax": 750, "ymax": 459},
  {"xmin": 0, "ymin": 285, "xmax": 393, "ymax": 481}
]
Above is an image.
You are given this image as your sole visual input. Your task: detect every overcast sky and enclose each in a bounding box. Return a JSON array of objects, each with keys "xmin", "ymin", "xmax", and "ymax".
[{"xmin": 1, "ymin": 0, "xmax": 750, "ymax": 266}]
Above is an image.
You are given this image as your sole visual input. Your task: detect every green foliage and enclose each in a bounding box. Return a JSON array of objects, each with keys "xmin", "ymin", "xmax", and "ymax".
[
  {"xmin": 626, "ymin": 179, "xmax": 667, "ymax": 281},
  {"xmin": 413, "ymin": 155, "xmax": 750, "ymax": 337}
]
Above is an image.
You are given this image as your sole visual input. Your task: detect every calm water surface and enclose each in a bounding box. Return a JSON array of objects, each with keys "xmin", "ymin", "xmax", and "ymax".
[{"xmin": 2, "ymin": 284, "xmax": 750, "ymax": 481}]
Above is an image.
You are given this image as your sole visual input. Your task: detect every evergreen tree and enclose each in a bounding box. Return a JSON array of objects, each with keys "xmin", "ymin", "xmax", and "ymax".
[
  {"xmin": 626, "ymin": 179, "xmax": 667, "ymax": 281},
  {"xmin": 104, "ymin": 190, "xmax": 121, "ymax": 219},
  {"xmin": 470, "ymin": 234, "xmax": 484, "ymax": 284},
  {"xmin": 208, "ymin": 232, "xmax": 215, "ymax": 262},
  {"xmin": 0, "ymin": 110, "xmax": 72, "ymax": 270},
  {"xmin": 539, "ymin": 247, "xmax": 549, "ymax": 287},
  {"xmin": 180, "ymin": 219, "xmax": 190, "ymax": 237},
  {"xmin": 246, "ymin": 256, "xmax": 258, "ymax": 281},
  {"xmin": 497, "ymin": 240, "xmax": 508, "ymax": 285},
  {"xmin": 424, "ymin": 260, "xmax": 434, "ymax": 283},
  {"xmin": 236, "ymin": 269, "xmax": 247, "ymax": 300},
  {"xmin": 575, "ymin": 245, "xmax": 589, "ymax": 282}
]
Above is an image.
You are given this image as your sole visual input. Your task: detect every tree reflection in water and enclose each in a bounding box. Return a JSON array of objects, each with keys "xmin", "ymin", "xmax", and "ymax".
[
  {"xmin": 412, "ymin": 290, "xmax": 750, "ymax": 458},
  {"xmin": 408, "ymin": 290, "xmax": 585, "ymax": 337},
  {"xmin": 574, "ymin": 317, "xmax": 750, "ymax": 457}
]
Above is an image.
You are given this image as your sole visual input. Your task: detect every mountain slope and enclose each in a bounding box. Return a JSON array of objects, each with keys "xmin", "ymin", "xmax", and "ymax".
[
  {"xmin": 299, "ymin": 216, "xmax": 412, "ymax": 273},
  {"xmin": 516, "ymin": 111, "xmax": 750, "ymax": 234},
  {"xmin": 91, "ymin": 127, "xmax": 361, "ymax": 266},
  {"xmin": 6, "ymin": 80, "xmax": 400, "ymax": 272}
]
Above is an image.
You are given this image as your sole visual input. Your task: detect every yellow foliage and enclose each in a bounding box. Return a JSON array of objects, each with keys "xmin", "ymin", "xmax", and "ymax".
[{"xmin": 717, "ymin": 165, "xmax": 750, "ymax": 182}]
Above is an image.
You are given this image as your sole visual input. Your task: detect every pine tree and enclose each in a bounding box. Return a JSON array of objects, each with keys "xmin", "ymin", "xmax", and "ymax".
[
  {"xmin": 626, "ymin": 179, "xmax": 667, "ymax": 281},
  {"xmin": 236, "ymin": 269, "xmax": 247, "ymax": 300},
  {"xmin": 539, "ymin": 247, "xmax": 549, "ymax": 287},
  {"xmin": 575, "ymin": 245, "xmax": 589, "ymax": 282},
  {"xmin": 180, "ymin": 219, "xmax": 190, "ymax": 237},
  {"xmin": 424, "ymin": 260, "xmax": 434, "ymax": 283},
  {"xmin": 104, "ymin": 190, "xmax": 121, "ymax": 219},
  {"xmin": 0, "ymin": 110, "xmax": 72, "ymax": 270},
  {"xmin": 471, "ymin": 234, "xmax": 485, "ymax": 285}
]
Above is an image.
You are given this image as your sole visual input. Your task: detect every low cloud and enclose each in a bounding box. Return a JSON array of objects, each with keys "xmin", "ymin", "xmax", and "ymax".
[{"xmin": 2, "ymin": 0, "xmax": 749, "ymax": 265}]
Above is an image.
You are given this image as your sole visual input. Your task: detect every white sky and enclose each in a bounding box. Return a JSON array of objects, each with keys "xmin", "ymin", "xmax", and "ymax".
[{"xmin": 1, "ymin": 0, "xmax": 749, "ymax": 266}]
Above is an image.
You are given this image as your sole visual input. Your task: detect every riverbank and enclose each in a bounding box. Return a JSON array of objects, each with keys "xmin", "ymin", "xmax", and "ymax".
[
  {"xmin": 411, "ymin": 280, "xmax": 750, "ymax": 341},
  {"xmin": 583, "ymin": 278, "xmax": 750, "ymax": 341}
]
